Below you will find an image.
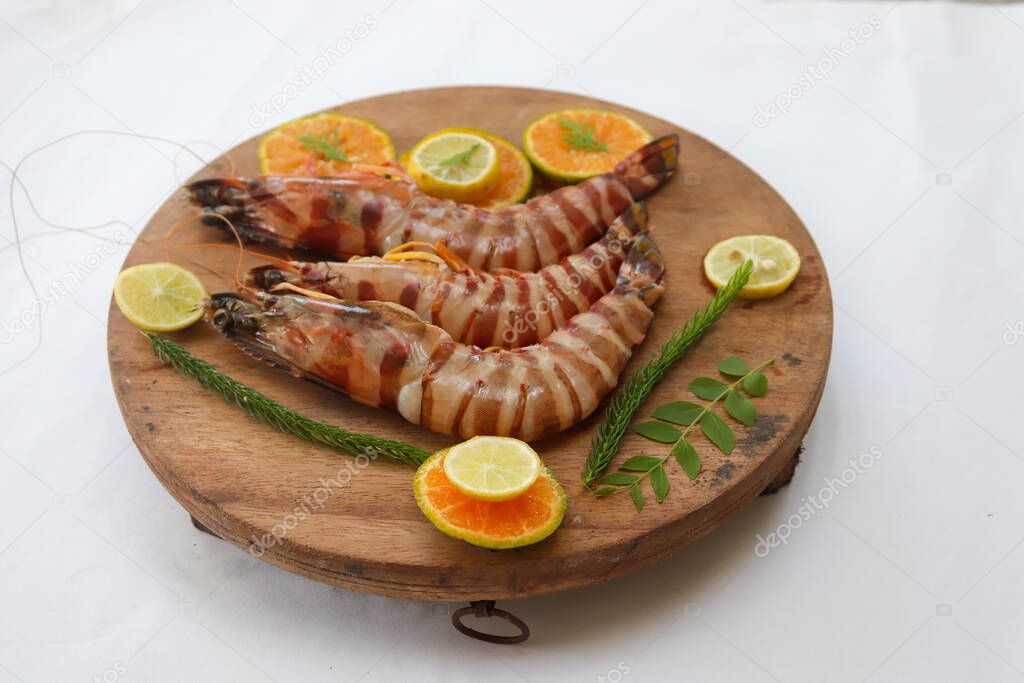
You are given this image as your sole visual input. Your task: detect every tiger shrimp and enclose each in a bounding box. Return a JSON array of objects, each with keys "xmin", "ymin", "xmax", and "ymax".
[
  {"xmin": 247, "ymin": 202, "xmax": 649, "ymax": 348},
  {"xmin": 188, "ymin": 135, "xmax": 678, "ymax": 272},
  {"xmin": 207, "ymin": 236, "xmax": 665, "ymax": 442}
]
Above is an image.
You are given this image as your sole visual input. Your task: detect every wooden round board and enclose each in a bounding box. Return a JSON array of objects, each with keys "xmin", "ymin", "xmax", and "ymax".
[{"xmin": 107, "ymin": 87, "xmax": 832, "ymax": 601}]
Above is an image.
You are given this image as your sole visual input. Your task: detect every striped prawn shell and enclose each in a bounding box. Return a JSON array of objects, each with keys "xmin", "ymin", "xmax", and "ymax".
[
  {"xmin": 211, "ymin": 238, "xmax": 665, "ymax": 442},
  {"xmin": 188, "ymin": 135, "xmax": 678, "ymax": 273},
  {"xmin": 271, "ymin": 203, "xmax": 648, "ymax": 347}
]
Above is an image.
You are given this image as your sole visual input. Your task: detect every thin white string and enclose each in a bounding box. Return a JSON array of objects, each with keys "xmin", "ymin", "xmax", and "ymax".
[{"xmin": 2, "ymin": 130, "xmax": 216, "ymax": 375}]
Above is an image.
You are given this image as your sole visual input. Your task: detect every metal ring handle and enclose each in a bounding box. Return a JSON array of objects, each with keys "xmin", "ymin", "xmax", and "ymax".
[{"xmin": 451, "ymin": 600, "xmax": 530, "ymax": 644}]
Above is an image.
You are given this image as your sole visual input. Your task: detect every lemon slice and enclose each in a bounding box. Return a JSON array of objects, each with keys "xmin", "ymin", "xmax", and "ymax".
[
  {"xmin": 400, "ymin": 127, "xmax": 533, "ymax": 208},
  {"xmin": 442, "ymin": 436, "xmax": 541, "ymax": 502},
  {"xmin": 406, "ymin": 131, "xmax": 500, "ymax": 202},
  {"xmin": 704, "ymin": 235, "xmax": 801, "ymax": 300},
  {"xmin": 114, "ymin": 262, "xmax": 207, "ymax": 331}
]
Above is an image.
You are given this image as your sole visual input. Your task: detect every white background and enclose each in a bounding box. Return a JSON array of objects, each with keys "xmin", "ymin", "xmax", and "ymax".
[{"xmin": 2, "ymin": 1, "xmax": 1024, "ymax": 681}]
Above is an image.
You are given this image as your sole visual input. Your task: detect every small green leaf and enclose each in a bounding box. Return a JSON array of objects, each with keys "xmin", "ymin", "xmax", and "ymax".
[
  {"xmin": 651, "ymin": 465, "xmax": 670, "ymax": 502},
  {"xmin": 439, "ymin": 143, "xmax": 481, "ymax": 167},
  {"xmin": 621, "ymin": 455, "xmax": 663, "ymax": 471},
  {"xmin": 633, "ymin": 421, "xmax": 682, "ymax": 443},
  {"xmin": 718, "ymin": 356, "xmax": 749, "ymax": 376},
  {"xmin": 593, "ymin": 487, "xmax": 617, "ymax": 497},
  {"xmin": 724, "ymin": 390, "xmax": 756, "ymax": 426},
  {"xmin": 299, "ymin": 132, "xmax": 348, "ymax": 162},
  {"xmin": 598, "ymin": 472, "xmax": 640, "ymax": 486},
  {"xmin": 673, "ymin": 439, "xmax": 701, "ymax": 479},
  {"xmin": 652, "ymin": 401, "xmax": 703, "ymax": 426},
  {"xmin": 629, "ymin": 484, "xmax": 645, "ymax": 511},
  {"xmin": 559, "ymin": 118, "xmax": 608, "ymax": 153},
  {"xmin": 701, "ymin": 411, "xmax": 735, "ymax": 454},
  {"xmin": 689, "ymin": 377, "xmax": 728, "ymax": 401},
  {"xmin": 743, "ymin": 372, "xmax": 768, "ymax": 397}
]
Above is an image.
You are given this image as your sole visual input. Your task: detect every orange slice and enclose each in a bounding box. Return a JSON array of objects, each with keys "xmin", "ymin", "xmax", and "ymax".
[
  {"xmin": 523, "ymin": 108, "xmax": 652, "ymax": 184},
  {"xmin": 258, "ymin": 113, "xmax": 395, "ymax": 176},
  {"xmin": 413, "ymin": 449, "xmax": 566, "ymax": 549}
]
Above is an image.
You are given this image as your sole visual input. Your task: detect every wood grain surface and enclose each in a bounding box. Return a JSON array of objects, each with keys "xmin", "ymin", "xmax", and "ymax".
[{"xmin": 107, "ymin": 86, "xmax": 833, "ymax": 601}]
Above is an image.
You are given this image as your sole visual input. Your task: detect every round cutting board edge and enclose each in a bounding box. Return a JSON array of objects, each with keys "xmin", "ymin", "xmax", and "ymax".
[{"xmin": 107, "ymin": 86, "xmax": 833, "ymax": 601}]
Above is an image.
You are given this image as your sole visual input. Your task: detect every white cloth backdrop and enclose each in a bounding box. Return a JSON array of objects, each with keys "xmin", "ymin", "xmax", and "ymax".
[{"xmin": 1, "ymin": 1, "xmax": 1023, "ymax": 681}]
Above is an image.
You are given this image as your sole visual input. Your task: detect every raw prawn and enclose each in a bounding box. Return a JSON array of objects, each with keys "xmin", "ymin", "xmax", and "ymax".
[
  {"xmin": 207, "ymin": 236, "xmax": 665, "ymax": 441},
  {"xmin": 247, "ymin": 202, "xmax": 649, "ymax": 348},
  {"xmin": 188, "ymin": 135, "xmax": 678, "ymax": 272}
]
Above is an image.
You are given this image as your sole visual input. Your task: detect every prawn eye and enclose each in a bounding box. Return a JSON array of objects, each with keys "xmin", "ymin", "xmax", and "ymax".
[{"xmin": 211, "ymin": 309, "xmax": 231, "ymax": 330}]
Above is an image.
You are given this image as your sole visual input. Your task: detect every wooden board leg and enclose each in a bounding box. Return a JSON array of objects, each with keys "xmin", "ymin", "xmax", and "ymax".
[
  {"xmin": 451, "ymin": 600, "xmax": 530, "ymax": 644},
  {"xmin": 191, "ymin": 515, "xmax": 223, "ymax": 539},
  {"xmin": 760, "ymin": 443, "xmax": 803, "ymax": 496}
]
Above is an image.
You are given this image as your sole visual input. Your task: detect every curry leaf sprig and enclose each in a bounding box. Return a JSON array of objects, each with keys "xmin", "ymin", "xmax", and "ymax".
[
  {"xmin": 594, "ymin": 357, "xmax": 773, "ymax": 511},
  {"xmin": 299, "ymin": 131, "xmax": 348, "ymax": 162},
  {"xmin": 581, "ymin": 261, "xmax": 753, "ymax": 486},
  {"xmin": 559, "ymin": 118, "xmax": 608, "ymax": 153},
  {"xmin": 145, "ymin": 333, "xmax": 429, "ymax": 467}
]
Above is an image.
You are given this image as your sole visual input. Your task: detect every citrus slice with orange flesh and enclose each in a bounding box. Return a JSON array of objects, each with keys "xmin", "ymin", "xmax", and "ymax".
[
  {"xmin": 523, "ymin": 108, "xmax": 652, "ymax": 184},
  {"xmin": 442, "ymin": 128, "xmax": 533, "ymax": 208},
  {"xmin": 258, "ymin": 113, "xmax": 395, "ymax": 176},
  {"xmin": 406, "ymin": 131, "xmax": 500, "ymax": 202},
  {"xmin": 399, "ymin": 127, "xmax": 533, "ymax": 208},
  {"xmin": 414, "ymin": 448, "xmax": 566, "ymax": 549}
]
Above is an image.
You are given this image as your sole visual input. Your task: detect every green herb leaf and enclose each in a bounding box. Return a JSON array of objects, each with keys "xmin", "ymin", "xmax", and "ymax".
[
  {"xmin": 673, "ymin": 439, "xmax": 701, "ymax": 479},
  {"xmin": 724, "ymin": 390, "xmax": 756, "ymax": 426},
  {"xmin": 559, "ymin": 118, "xmax": 609, "ymax": 153},
  {"xmin": 743, "ymin": 371, "xmax": 769, "ymax": 397},
  {"xmin": 633, "ymin": 421, "xmax": 683, "ymax": 443},
  {"xmin": 598, "ymin": 472, "xmax": 641, "ymax": 486},
  {"xmin": 630, "ymin": 484, "xmax": 645, "ymax": 511},
  {"xmin": 621, "ymin": 455, "xmax": 663, "ymax": 471},
  {"xmin": 594, "ymin": 487, "xmax": 617, "ymax": 497},
  {"xmin": 651, "ymin": 465, "xmax": 670, "ymax": 502},
  {"xmin": 589, "ymin": 354, "xmax": 775, "ymax": 510},
  {"xmin": 701, "ymin": 411, "xmax": 734, "ymax": 453},
  {"xmin": 652, "ymin": 400, "xmax": 703, "ymax": 426},
  {"xmin": 582, "ymin": 261, "xmax": 754, "ymax": 487},
  {"xmin": 438, "ymin": 143, "xmax": 481, "ymax": 167},
  {"xmin": 144, "ymin": 334, "xmax": 428, "ymax": 466},
  {"xmin": 689, "ymin": 377, "xmax": 728, "ymax": 401},
  {"xmin": 718, "ymin": 356, "xmax": 750, "ymax": 376},
  {"xmin": 299, "ymin": 131, "xmax": 348, "ymax": 162}
]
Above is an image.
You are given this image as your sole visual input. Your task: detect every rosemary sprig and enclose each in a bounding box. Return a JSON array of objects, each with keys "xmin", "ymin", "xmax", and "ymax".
[
  {"xmin": 145, "ymin": 333, "xmax": 429, "ymax": 467},
  {"xmin": 439, "ymin": 143, "xmax": 481, "ymax": 167},
  {"xmin": 595, "ymin": 358, "xmax": 773, "ymax": 507},
  {"xmin": 581, "ymin": 261, "xmax": 753, "ymax": 486},
  {"xmin": 559, "ymin": 118, "xmax": 608, "ymax": 153},
  {"xmin": 299, "ymin": 131, "xmax": 348, "ymax": 162}
]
